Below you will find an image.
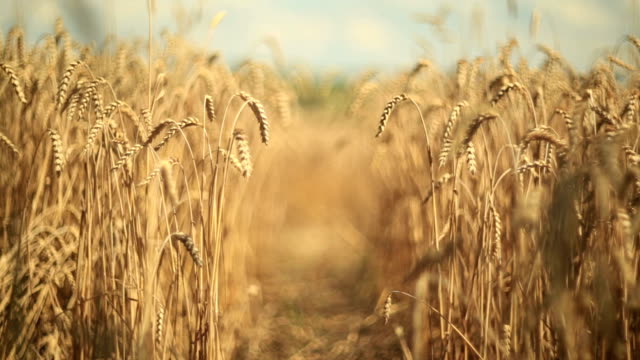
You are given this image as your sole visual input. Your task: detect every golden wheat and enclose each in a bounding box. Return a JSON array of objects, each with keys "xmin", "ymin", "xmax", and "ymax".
[
  {"xmin": 170, "ymin": 232, "xmax": 203, "ymax": 267},
  {"xmin": 0, "ymin": 63, "xmax": 27, "ymax": 103},
  {"xmin": 160, "ymin": 160, "xmax": 178, "ymax": 208},
  {"xmin": 238, "ymin": 91, "xmax": 270, "ymax": 145},
  {"xmin": 233, "ymin": 129, "xmax": 252, "ymax": 178},
  {"xmin": 0, "ymin": 130, "xmax": 20, "ymax": 156},
  {"xmin": 205, "ymin": 95, "xmax": 216, "ymax": 122},
  {"xmin": 375, "ymin": 94, "xmax": 408, "ymax": 137},
  {"xmin": 55, "ymin": 60, "xmax": 83, "ymax": 110},
  {"xmin": 47, "ymin": 128, "xmax": 65, "ymax": 176},
  {"xmin": 439, "ymin": 101, "xmax": 468, "ymax": 167}
]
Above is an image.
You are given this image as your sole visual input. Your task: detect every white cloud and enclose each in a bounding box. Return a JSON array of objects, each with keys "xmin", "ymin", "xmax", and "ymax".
[
  {"xmin": 527, "ymin": 0, "xmax": 613, "ymax": 26},
  {"xmin": 346, "ymin": 17, "xmax": 392, "ymax": 54},
  {"xmin": 32, "ymin": 1, "xmax": 60, "ymax": 25},
  {"xmin": 249, "ymin": 10, "xmax": 334, "ymax": 60}
]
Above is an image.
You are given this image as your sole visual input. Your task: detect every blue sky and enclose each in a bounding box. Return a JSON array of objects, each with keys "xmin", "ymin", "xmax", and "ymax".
[{"xmin": 2, "ymin": 0, "xmax": 638, "ymax": 72}]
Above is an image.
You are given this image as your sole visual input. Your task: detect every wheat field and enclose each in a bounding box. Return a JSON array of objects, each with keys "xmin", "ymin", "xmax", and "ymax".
[{"xmin": 1, "ymin": 8, "xmax": 640, "ymax": 360}]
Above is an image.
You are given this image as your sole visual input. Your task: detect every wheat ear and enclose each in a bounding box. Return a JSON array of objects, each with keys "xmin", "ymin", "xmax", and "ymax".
[
  {"xmin": 423, "ymin": 173, "xmax": 453, "ymax": 204},
  {"xmin": 155, "ymin": 306, "xmax": 165, "ymax": 347},
  {"xmin": 170, "ymin": 232, "xmax": 204, "ymax": 267},
  {"xmin": 439, "ymin": 101, "xmax": 467, "ymax": 167},
  {"xmin": 608, "ymin": 56, "xmax": 635, "ymax": 71},
  {"xmin": 143, "ymin": 119, "xmax": 177, "ymax": 146},
  {"xmin": 47, "ymin": 128, "xmax": 65, "ymax": 176},
  {"xmin": 137, "ymin": 158, "xmax": 178, "ymax": 187},
  {"xmin": 628, "ymin": 35, "xmax": 640, "ymax": 53},
  {"xmin": 490, "ymin": 82, "xmax": 522, "ymax": 106},
  {"xmin": 516, "ymin": 160, "xmax": 551, "ymax": 174},
  {"xmin": 111, "ymin": 144, "xmax": 143, "ymax": 171},
  {"xmin": 461, "ymin": 113, "xmax": 498, "ymax": 147},
  {"xmin": 383, "ymin": 293, "xmax": 392, "ymax": 324},
  {"xmin": 621, "ymin": 93, "xmax": 639, "ymax": 124},
  {"xmin": 82, "ymin": 120, "xmax": 105, "ymax": 154},
  {"xmin": 205, "ymin": 95, "xmax": 216, "ymax": 122},
  {"xmin": 0, "ymin": 130, "xmax": 20, "ymax": 157},
  {"xmin": 160, "ymin": 160, "xmax": 178, "ymax": 208},
  {"xmin": 0, "ymin": 63, "xmax": 27, "ymax": 103},
  {"xmin": 238, "ymin": 91, "xmax": 270, "ymax": 145},
  {"xmin": 217, "ymin": 148, "xmax": 244, "ymax": 175},
  {"xmin": 490, "ymin": 203, "xmax": 502, "ymax": 265},
  {"xmin": 519, "ymin": 127, "xmax": 568, "ymax": 156},
  {"xmin": 56, "ymin": 60, "xmax": 83, "ymax": 110},
  {"xmin": 233, "ymin": 129, "xmax": 253, "ymax": 178},
  {"xmin": 153, "ymin": 117, "xmax": 200, "ymax": 151},
  {"xmin": 376, "ymin": 94, "xmax": 409, "ymax": 137},
  {"xmin": 466, "ymin": 141, "xmax": 477, "ymax": 176},
  {"xmin": 275, "ymin": 91, "xmax": 292, "ymax": 126}
]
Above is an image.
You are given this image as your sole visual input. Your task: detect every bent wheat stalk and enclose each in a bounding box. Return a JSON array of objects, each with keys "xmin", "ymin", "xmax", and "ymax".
[
  {"xmin": 375, "ymin": 94, "xmax": 408, "ymax": 137},
  {"xmin": 0, "ymin": 63, "xmax": 27, "ymax": 103},
  {"xmin": 170, "ymin": 232, "xmax": 203, "ymax": 267},
  {"xmin": 0, "ymin": 130, "xmax": 20, "ymax": 157}
]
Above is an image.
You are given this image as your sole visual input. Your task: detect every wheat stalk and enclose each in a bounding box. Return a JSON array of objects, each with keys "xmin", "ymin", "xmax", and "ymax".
[
  {"xmin": 519, "ymin": 127, "xmax": 568, "ymax": 156},
  {"xmin": 621, "ymin": 93, "xmax": 638, "ymax": 124},
  {"xmin": 376, "ymin": 94, "xmax": 409, "ymax": 137},
  {"xmin": 0, "ymin": 63, "xmax": 27, "ymax": 103},
  {"xmin": 499, "ymin": 38, "xmax": 518, "ymax": 75},
  {"xmin": 47, "ymin": 128, "xmax": 65, "ymax": 176},
  {"xmin": 408, "ymin": 59, "xmax": 430, "ymax": 78},
  {"xmin": 516, "ymin": 160, "xmax": 551, "ymax": 174},
  {"xmin": 383, "ymin": 293, "xmax": 393, "ymax": 325},
  {"xmin": 490, "ymin": 82, "xmax": 522, "ymax": 106},
  {"xmin": 233, "ymin": 129, "xmax": 253, "ymax": 178},
  {"xmin": 55, "ymin": 60, "xmax": 83, "ymax": 110},
  {"xmin": 608, "ymin": 56, "xmax": 635, "ymax": 71},
  {"xmin": 238, "ymin": 91, "xmax": 270, "ymax": 145},
  {"xmin": 111, "ymin": 144, "xmax": 143, "ymax": 171},
  {"xmin": 439, "ymin": 101, "xmax": 468, "ymax": 167},
  {"xmin": 170, "ymin": 232, "xmax": 204, "ymax": 267},
  {"xmin": 77, "ymin": 78, "xmax": 105, "ymax": 121},
  {"xmin": 275, "ymin": 91, "xmax": 292, "ymax": 126},
  {"xmin": 141, "ymin": 108, "xmax": 152, "ymax": 134},
  {"xmin": 103, "ymin": 100, "xmax": 124, "ymax": 118},
  {"xmin": 155, "ymin": 306, "xmax": 165, "ymax": 347},
  {"xmin": 143, "ymin": 119, "xmax": 177, "ymax": 146},
  {"xmin": 589, "ymin": 103, "xmax": 619, "ymax": 127},
  {"xmin": 217, "ymin": 148, "xmax": 244, "ymax": 175},
  {"xmin": 466, "ymin": 141, "xmax": 477, "ymax": 176},
  {"xmin": 628, "ymin": 35, "xmax": 640, "ymax": 53},
  {"xmin": 205, "ymin": 95, "xmax": 216, "ymax": 122},
  {"xmin": 160, "ymin": 160, "xmax": 178, "ymax": 208},
  {"xmin": 348, "ymin": 81, "xmax": 377, "ymax": 116},
  {"xmin": 82, "ymin": 119, "xmax": 105, "ymax": 154},
  {"xmin": 456, "ymin": 59, "xmax": 469, "ymax": 91},
  {"xmin": 153, "ymin": 117, "xmax": 200, "ymax": 151},
  {"xmin": 137, "ymin": 158, "xmax": 178, "ymax": 187},
  {"xmin": 423, "ymin": 173, "xmax": 453, "ymax": 204},
  {"xmin": 65, "ymin": 92, "xmax": 81, "ymax": 122},
  {"xmin": 461, "ymin": 113, "xmax": 498, "ymax": 147},
  {"xmin": 501, "ymin": 324, "xmax": 512, "ymax": 355},
  {"xmin": 0, "ymin": 130, "xmax": 20, "ymax": 157},
  {"xmin": 490, "ymin": 203, "xmax": 502, "ymax": 265}
]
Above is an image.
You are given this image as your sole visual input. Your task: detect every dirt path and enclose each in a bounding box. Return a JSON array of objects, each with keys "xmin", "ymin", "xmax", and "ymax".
[
  {"xmin": 234, "ymin": 125, "xmax": 403, "ymax": 359},
  {"xmin": 236, "ymin": 224, "xmax": 400, "ymax": 360}
]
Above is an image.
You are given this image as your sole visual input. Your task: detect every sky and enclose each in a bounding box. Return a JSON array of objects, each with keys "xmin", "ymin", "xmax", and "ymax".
[{"xmin": 1, "ymin": 0, "xmax": 638, "ymax": 72}]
